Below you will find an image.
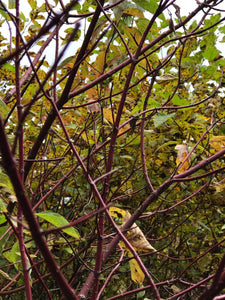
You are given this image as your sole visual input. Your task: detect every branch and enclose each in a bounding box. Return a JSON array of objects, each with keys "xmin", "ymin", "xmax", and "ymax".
[{"xmin": 0, "ymin": 118, "xmax": 78, "ymax": 299}]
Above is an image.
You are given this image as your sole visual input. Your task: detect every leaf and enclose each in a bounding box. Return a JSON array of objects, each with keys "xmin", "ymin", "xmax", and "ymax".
[
  {"xmin": 203, "ymin": 47, "xmax": 219, "ymax": 61},
  {"xmin": 3, "ymin": 62, "xmax": 15, "ymax": 73},
  {"xmin": 8, "ymin": 0, "xmax": 15, "ymax": 9},
  {"xmin": 157, "ymin": 73, "xmax": 178, "ymax": 84},
  {"xmin": 214, "ymin": 181, "xmax": 225, "ymax": 194},
  {"xmin": 209, "ymin": 135, "xmax": 225, "ymax": 152},
  {"xmin": 0, "ymin": 198, "xmax": 7, "ymax": 213},
  {"xmin": 109, "ymin": 207, "xmax": 156, "ymax": 252},
  {"xmin": 133, "ymin": 0, "xmax": 165, "ymax": 20},
  {"xmin": 123, "ymin": 211, "xmax": 156, "ymax": 252},
  {"xmin": 87, "ymin": 100, "xmax": 101, "ymax": 114},
  {"xmin": 0, "ymin": 269, "xmax": 16, "ymax": 281},
  {"xmin": 153, "ymin": 113, "xmax": 175, "ymax": 127},
  {"xmin": 122, "ymin": 25, "xmax": 142, "ymax": 46},
  {"xmin": 57, "ymin": 56, "xmax": 75, "ymax": 69},
  {"xmin": 129, "ymin": 256, "xmax": 145, "ymax": 285},
  {"xmin": 109, "ymin": 206, "xmax": 126, "ymax": 225},
  {"xmin": 0, "ymin": 214, "xmax": 7, "ymax": 225},
  {"xmin": 28, "ymin": 0, "xmax": 37, "ymax": 9},
  {"xmin": 0, "ymin": 98, "xmax": 9, "ymax": 119},
  {"xmin": 198, "ymin": 220, "xmax": 210, "ymax": 231},
  {"xmin": 0, "ymin": 172, "xmax": 12, "ymax": 189},
  {"xmin": 172, "ymin": 95, "xmax": 190, "ymax": 106},
  {"xmin": 109, "ymin": 0, "xmax": 127, "ymax": 18},
  {"xmin": 175, "ymin": 144, "xmax": 190, "ymax": 174},
  {"xmin": 124, "ymin": 7, "xmax": 145, "ymax": 18},
  {"xmin": 3, "ymin": 241, "xmax": 20, "ymax": 270},
  {"xmin": 36, "ymin": 211, "xmax": 80, "ymax": 239},
  {"xmin": 103, "ymin": 108, "xmax": 114, "ymax": 124}
]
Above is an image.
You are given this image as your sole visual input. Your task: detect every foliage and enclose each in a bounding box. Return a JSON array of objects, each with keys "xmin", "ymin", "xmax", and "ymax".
[{"xmin": 0, "ymin": 0, "xmax": 225, "ymax": 299}]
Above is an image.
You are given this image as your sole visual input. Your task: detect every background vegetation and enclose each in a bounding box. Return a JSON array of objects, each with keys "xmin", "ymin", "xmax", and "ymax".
[{"xmin": 0, "ymin": 0, "xmax": 225, "ymax": 299}]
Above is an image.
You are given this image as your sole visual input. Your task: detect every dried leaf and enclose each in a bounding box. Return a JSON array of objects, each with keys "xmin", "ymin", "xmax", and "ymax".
[
  {"xmin": 109, "ymin": 207, "xmax": 156, "ymax": 252},
  {"xmin": 175, "ymin": 144, "xmax": 190, "ymax": 174},
  {"xmin": 87, "ymin": 100, "xmax": 101, "ymax": 114},
  {"xmin": 0, "ymin": 269, "xmax": 16, "ymax": 281},
  {"xmin": 123, "ymin": 211, "xmax": 156, "ymax": 253}
]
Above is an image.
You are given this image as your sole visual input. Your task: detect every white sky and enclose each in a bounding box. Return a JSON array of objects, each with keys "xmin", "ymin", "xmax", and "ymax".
[{"xmin": 1, "ymin": 0, "xmax": 225, "ymax": 63}]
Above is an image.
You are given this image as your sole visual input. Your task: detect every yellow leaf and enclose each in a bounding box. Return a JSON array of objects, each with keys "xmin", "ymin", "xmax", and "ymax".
[
  {"xmin": 109, "ymin": 206, "xmax": 126, "ymax": 224},
  {"xmin": 86, "ymin": 88, "xmax": 98, "ymax": 99},
  {"xmin": 103, "ymin": 108, "xmax": 114, "ymax": 124},
  {"xmin": 124, "ymin": 7, "xmax": 145, "ymax": 18},
  {"xmin": 122, "ymin": 25, "xmax": 142, "ymax": 46},
  {"xmin": 175, "ymin": 144, "xmax": 190, "ymax": 174},
  {"xmin": 129, "ymin": 256, "xmax": 145, "ymax": 285},
  {"xmin": 209, "ymin": 136, "xmax": 225, "ymax": 152}
]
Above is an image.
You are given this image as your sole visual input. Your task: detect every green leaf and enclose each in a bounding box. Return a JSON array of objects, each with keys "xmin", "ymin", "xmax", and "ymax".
[
  {"xmin": 57, "ymin": 55, "xmax": 75, "ymax": 69},
  {"xmin": 0, "ymin": 3, "xmax": 7, "ymax": 19},
  {"xmin": 133, "ymin": 0, "xmax": 165, "ymax": 20},
  {"xmin": 28, "ymin": 0, "xmax": 37, "ymax": 9},
  {"xmin": 20, "ymin": 12, "xmax": 27, "ymax": 22},
  {"xmin": 0, "ymin": 198, "xmax": 7, "ymax": 213},
  {"xmin": 0, "ymin": 171, "xmax": 14, "ymax": 195},
  {"xmin": 172, "ymin": 95, "xmax": 190, "ymax": 106},
  {"xmin": 153, "ymin": 113, "xmax": 175, "ymax": 127},
  {"xmin": 198, "ymin": 221, "xmax": 210, "ymax": 231},
  {"xmin": 0, "ymin": 214, "xmax": 7, "ymax": 225},
  {"xmin": 3, "ymin": 62, "xmax": 15, "ymax": 73},
  {"xmin": 36, "ymin": 211, "xmax": 80, "ymax": 239},
  {"xmin": 0, "ymin": 98, "xmax": 9, "ymax": 119},
  {"xmin": 3, "ymin": 241, "xmax": 20, "ymax": 270},
  {"xmin": 203, "ymin": 47, "xmax": 219, "ymax": 61},
  {"xmin": 8, "ymin": 0, "xmax": 15, "ymax": 9}
]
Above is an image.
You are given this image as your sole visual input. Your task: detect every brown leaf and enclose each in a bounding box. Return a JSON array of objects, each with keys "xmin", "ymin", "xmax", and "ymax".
[{"xmin": 123, "ymin": 211, "xmax": 156, "ymax": 253}]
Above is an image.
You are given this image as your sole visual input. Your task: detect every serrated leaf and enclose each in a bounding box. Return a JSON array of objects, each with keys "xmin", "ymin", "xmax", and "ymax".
[
  {"xmin": 153, "ymin": 113, "xmax": 175, "ymax": 127},
  {"xmin": 36, "ymin": 211, "xmax": 80, "ymax": 239}
]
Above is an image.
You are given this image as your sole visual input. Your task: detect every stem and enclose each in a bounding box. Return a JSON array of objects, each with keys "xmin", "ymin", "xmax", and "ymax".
[
  {"xmin": 0, "ymin": 120, "xmax": 78, "ymax": 299},
  {"xmin": 15, "ymin": 1, "xmax": 32, "ymax": 298}
]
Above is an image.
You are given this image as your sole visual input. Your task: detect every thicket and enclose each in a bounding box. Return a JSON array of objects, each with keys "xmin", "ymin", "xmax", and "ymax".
[{"xmin": 0, "ymin": 0, "xmax": 225, "ymax": 299}]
